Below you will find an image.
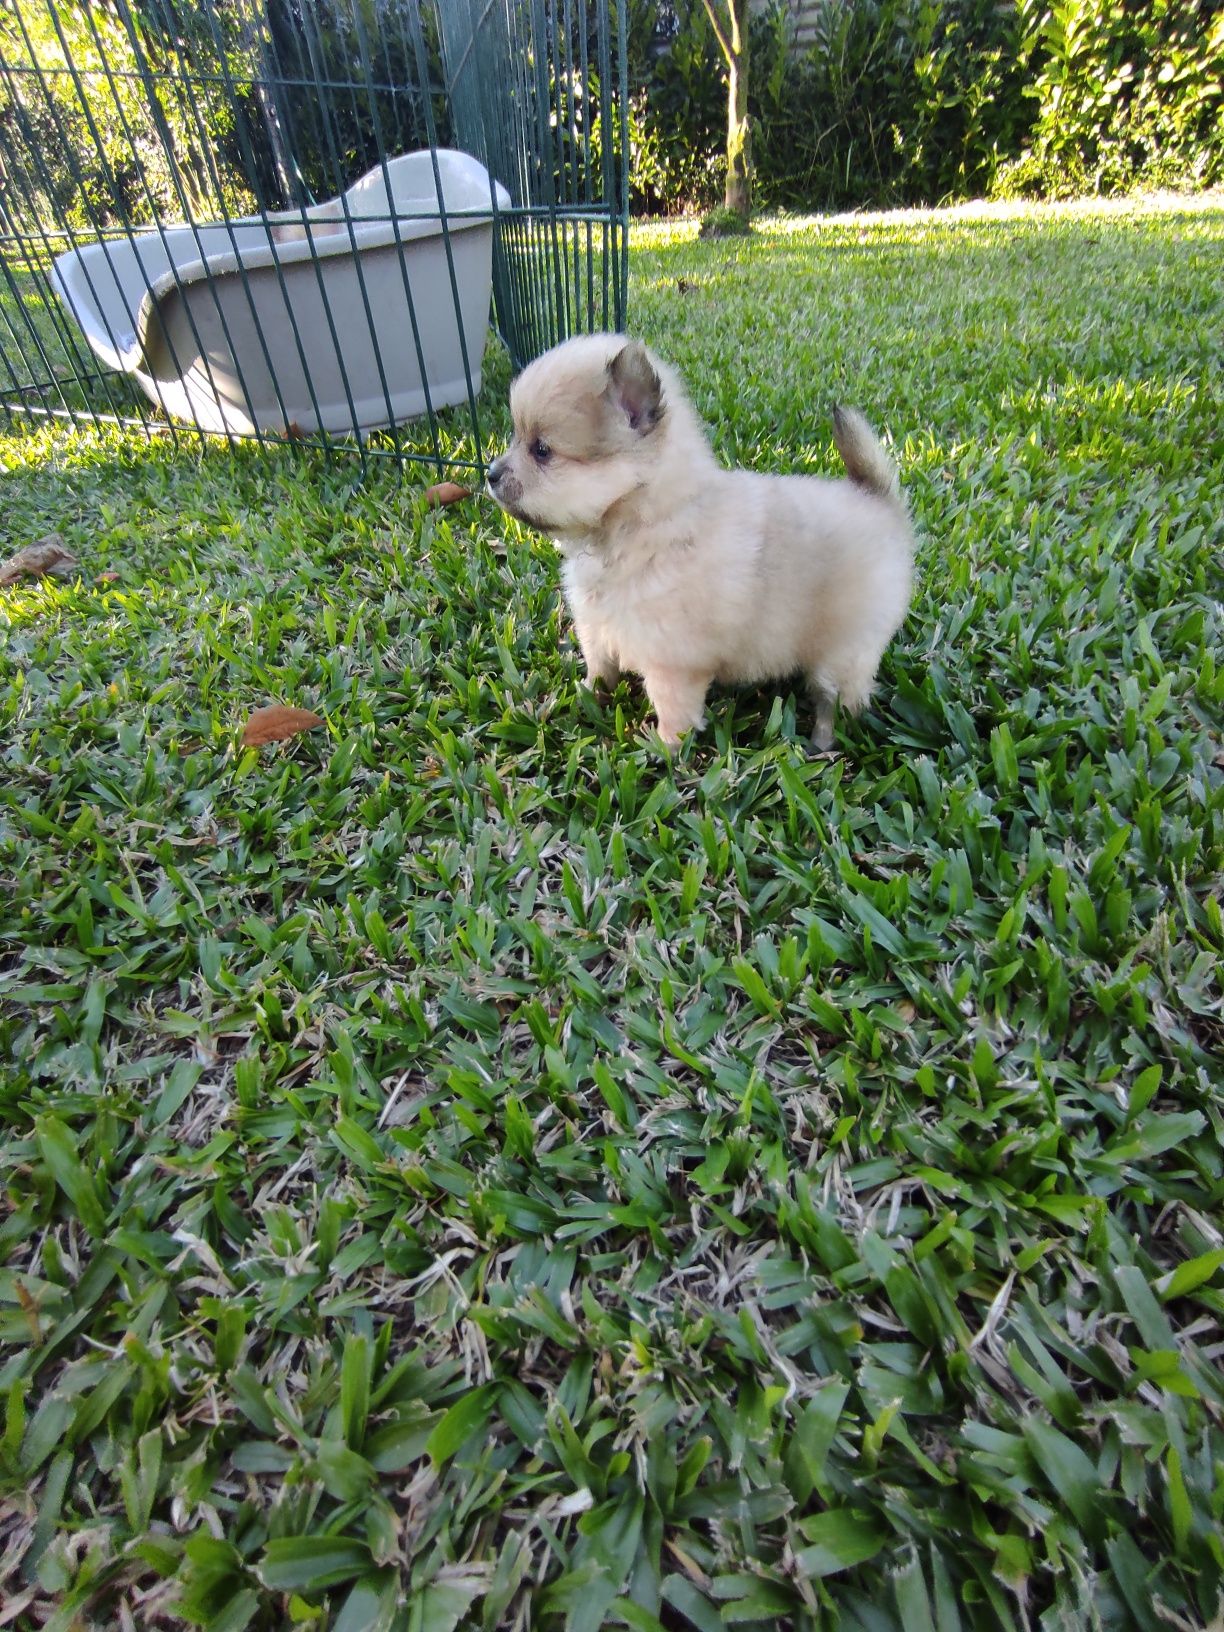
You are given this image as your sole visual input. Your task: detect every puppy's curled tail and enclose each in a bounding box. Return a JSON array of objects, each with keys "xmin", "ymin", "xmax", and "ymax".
[{"xmin": 832, "ymin": 405, "xmax": 903, "ymax": 507}]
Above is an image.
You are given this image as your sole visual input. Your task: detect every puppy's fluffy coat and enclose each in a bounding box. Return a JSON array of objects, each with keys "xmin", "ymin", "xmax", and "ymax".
[{"xmin": 487, "ymin": 334, "xmax": 913, "ymax": 748}]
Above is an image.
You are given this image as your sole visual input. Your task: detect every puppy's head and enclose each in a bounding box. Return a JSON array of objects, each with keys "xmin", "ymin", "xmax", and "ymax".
[{"xmin": 486, "ymin": 335, "xmax": 667, "ymax": 533}]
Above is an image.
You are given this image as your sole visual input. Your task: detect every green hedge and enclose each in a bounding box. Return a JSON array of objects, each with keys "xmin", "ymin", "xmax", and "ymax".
[
  {"xmin": 627, "ymin": 0, "xmax": 1224, "ymax": 214},
  {"xmin": 995, "ymin": 0, "xmax": 1224, "ymax": 199}
]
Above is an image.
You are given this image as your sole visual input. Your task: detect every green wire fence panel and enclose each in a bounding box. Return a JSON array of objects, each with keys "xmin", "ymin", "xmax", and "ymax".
[
  {"xmin": 0, "ymin": 0, "xmax": 629, "ymax": 474},
  {"xmin": 439, "ymin": 0, "xmax": 629, "ymax": 371}
]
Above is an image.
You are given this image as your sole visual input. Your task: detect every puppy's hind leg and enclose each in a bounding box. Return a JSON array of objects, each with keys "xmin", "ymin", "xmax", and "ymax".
[
  {"xmin": 808, "ymin": 656, "xmax": 878, "ymax": 752},
  {"xmin": 583, "ymin": 649, "xmax": 621, "ymax": 692},
  {"xmin": 810, "ymin": 685, "xmax": 837, "ymax": 752}
]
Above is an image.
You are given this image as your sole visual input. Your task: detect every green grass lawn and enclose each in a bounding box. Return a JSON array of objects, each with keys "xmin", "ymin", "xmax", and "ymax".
[{"xmin": 1, "ymin": 194, "xmax": 1222, "ymax": 1632}]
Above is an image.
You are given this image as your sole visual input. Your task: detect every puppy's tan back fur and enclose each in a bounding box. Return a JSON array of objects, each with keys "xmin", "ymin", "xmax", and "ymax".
[{"xmin": 487, "ymin": 335, "xmax": 914, "ymax": 749}]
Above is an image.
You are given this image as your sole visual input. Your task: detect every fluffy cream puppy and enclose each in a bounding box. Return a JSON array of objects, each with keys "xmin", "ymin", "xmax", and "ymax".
[{"xmin": 486, "ymin": 334, "xmax": 914, "ymax": 749}]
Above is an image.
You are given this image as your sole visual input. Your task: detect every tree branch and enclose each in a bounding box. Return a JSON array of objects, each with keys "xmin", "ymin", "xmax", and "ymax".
[{"xmin": 699, "ymin": 0, "xmax": 734, "ymax": 64}]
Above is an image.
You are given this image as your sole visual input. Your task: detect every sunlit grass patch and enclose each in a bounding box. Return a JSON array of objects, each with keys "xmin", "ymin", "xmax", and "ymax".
[{"xmin": 1, "ymin": 193, "xmax": 1222, "ymax": 1632}]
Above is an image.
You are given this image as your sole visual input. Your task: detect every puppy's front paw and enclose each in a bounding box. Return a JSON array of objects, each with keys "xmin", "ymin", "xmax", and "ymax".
[
  {"xmin": 643, "ymin": 668, "xmax": 711, "ymax": 753},
  {"xmin": 651, "ymin": 713, "xmax": 704, "ymax": 752},
  {"xmin": 584, "ymin": 664, "xmax": 619, "ymax": 695}
]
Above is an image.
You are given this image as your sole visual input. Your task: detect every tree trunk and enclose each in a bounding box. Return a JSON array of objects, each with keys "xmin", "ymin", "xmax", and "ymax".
[
  {"xmin": 702, "ymin": 0, "xmax": 753, "ymax": 218},
  {"xmin": 725, "ymin": 42, "xmax": 751, "ymax": 216}
]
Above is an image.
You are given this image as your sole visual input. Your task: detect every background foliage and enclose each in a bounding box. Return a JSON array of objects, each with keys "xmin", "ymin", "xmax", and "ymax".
[
  {"xmin": 626, "ymin": 0, "xmax": 1224, "ymax": 214},
  {"xmin": 3, "ymin": 0, "xmax": 1220, "ymax": 235},
  {"xmin": 0, "ymin": 0, "xmax": 447, "ymax": 236},
  {"xmin": 0, "ymin": 0, "xmax": 259, "ymax": 233},
  {"xmin": 258, "ymin": 0, "xmax": 446, "ymax": 209},
  {"xmin": 993, "ymin": 0, "xmax": 1224, "ymax": 200}
]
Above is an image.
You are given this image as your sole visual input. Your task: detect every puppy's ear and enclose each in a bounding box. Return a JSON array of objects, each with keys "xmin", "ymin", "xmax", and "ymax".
[{"xmin": 606, "ymin": 341, "xmax": 664, "ymax": 434}]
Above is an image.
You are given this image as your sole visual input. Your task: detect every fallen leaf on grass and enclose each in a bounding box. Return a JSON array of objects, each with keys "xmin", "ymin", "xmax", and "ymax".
[
  {"xmin": 241, "ymin": 704, "xmax": 325, "ymax": 746},
  {"xmin": 96, "ymin": 571, "xmax": 120, "ymax": 584},
  {"xmin": 14, "ymin": 1280, "xmax": 41, "ymax": 1342},
  {"xmin": 423, "ymin": 481, "xmax": 472, "ymax": 506},
  {"xmin": 0, "ymin": 533, "xmax": 78, "ymax": 586}
]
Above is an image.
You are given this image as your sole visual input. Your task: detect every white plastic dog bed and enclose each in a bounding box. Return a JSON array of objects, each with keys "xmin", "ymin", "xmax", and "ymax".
[{"xmin": 50, "ymin": 150, "xmax": 510, "ymax": 437}]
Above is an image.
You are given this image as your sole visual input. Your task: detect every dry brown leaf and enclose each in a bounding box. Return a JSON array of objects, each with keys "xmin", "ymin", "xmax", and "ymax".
[
  {"xmin": 424, "ymin": 480, "xmax": 472, "ymax": 506},
  {"xmin": 241, "ymin": 704, "xmax": 325, "ymax": 746},
  {"xmin": 14, "ymin": 1280, "xmax": 41, "ymax": 1343},
  {"xmin": 96, "ymin": 571, "xmax": 120, "ymax": 584},
  {"xmin": 0, "ymin": 533, "xmax": 78, "ymax": 587}
]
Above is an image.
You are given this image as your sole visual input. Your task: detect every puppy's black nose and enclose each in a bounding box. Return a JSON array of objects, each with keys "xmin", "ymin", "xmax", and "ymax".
[{"xmin": 486, "ymin": 456, "xmax": 507, "ymax": 486}]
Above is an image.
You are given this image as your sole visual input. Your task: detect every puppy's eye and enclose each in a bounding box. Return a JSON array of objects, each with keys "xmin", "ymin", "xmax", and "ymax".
[{"xmin": 530, "ymin": 438, "xmax": 552, "ymax": 463}]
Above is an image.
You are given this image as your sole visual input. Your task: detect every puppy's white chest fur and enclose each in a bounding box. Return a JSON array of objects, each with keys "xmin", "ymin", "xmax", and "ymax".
[{"xmin": 563, "ymin": 517, "xmax": 695, "ymax": 625}]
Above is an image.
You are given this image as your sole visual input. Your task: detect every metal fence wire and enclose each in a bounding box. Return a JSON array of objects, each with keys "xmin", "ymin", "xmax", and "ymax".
[{"xmin": 0, "ymin": 0, "xmax": 630, "ymax": 475}]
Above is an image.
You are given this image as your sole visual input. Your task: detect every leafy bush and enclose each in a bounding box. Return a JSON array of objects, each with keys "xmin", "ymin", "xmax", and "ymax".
[
  {"xmin": 753, "ymin": 0, "xmax": 1032, "ymax": 209},
  {"xmin": 0, "ymin": 0, "xmax": 264, "ymax": 232},
  {"xmin": 627, "ymin": 0, "xmax": 1224, "ymax": 212},
  {"xmin": 699, "ymin": 201, "xmax": 753, "ymax": 235},
  {"xmin": 627, "ymin": 0, "xmax": 1032, "ymax": 213},
  {"xmin": 262, "ymin": 0, "xmax": 448, "ymax": 208},
  {"xmin": 623, "ymin": 0, "xmax": 726, "ymax": 214},
  {"xmin": 0, "ymin": 0, "xmax": 448, "ymax": 237},
  {"xmin": 994, "ymin": 0, "xmax": 1224, "ymax": 198}
]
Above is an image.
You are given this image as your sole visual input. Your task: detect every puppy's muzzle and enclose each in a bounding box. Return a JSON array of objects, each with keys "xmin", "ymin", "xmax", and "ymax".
[{"xmin": 486, "ymin": 456, "xmax": 523, "ymax": 507}]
